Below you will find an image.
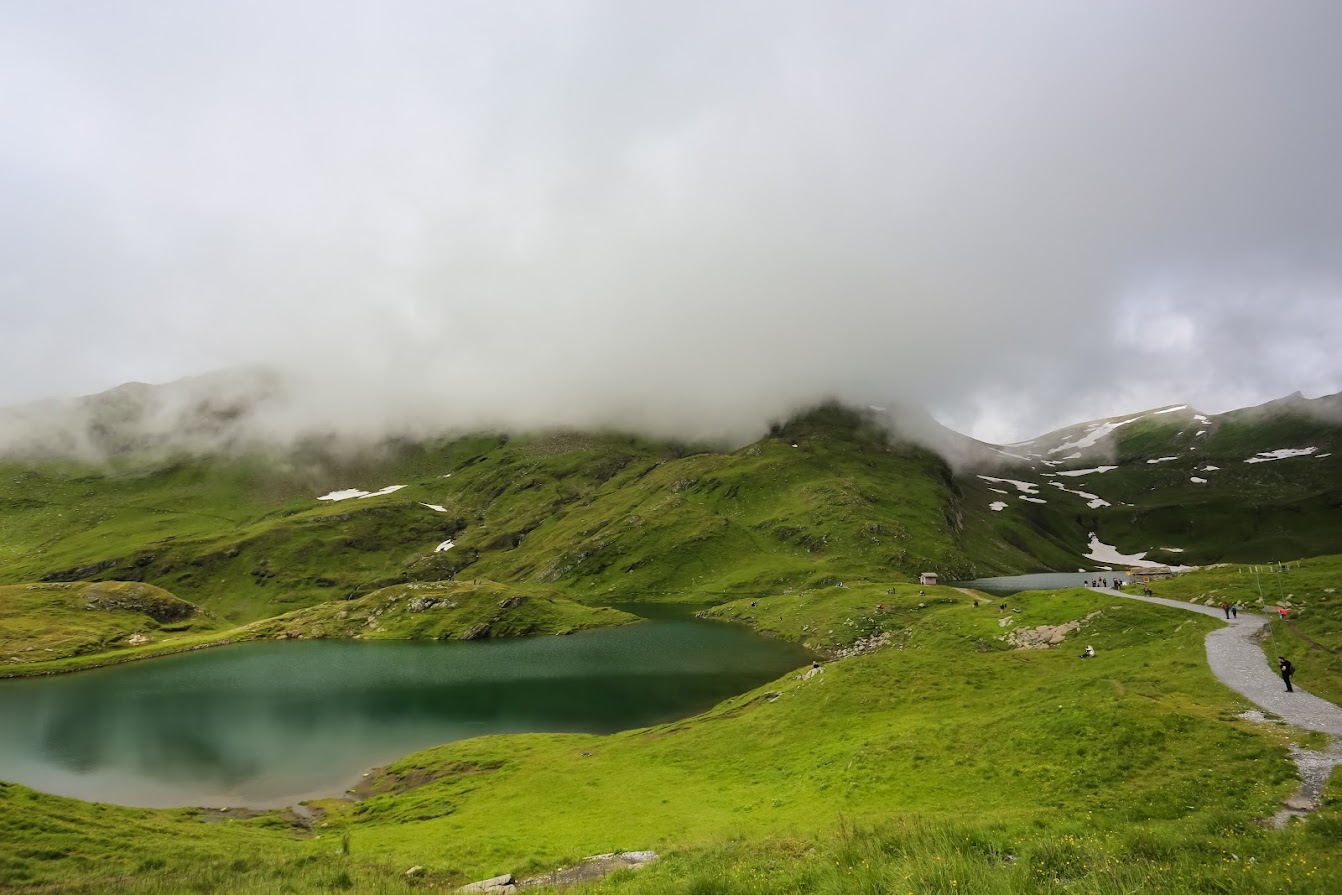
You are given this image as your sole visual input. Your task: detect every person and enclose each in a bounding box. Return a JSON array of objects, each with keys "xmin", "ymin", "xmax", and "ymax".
[
  {"xmin": 1080, "ymin": 645, "xmax": 1095, "ymax": 659},
  {"xmin": 1230, "ymin": 603, "xmax": 1238, "ymax": 619},
  {"xmin": 1221, "ymin": 601, "xmax": 1230, "ymax": 619},
  {"xmin": 1278, "ymin": 656, "xmax": 1295, "ymax": 693}
]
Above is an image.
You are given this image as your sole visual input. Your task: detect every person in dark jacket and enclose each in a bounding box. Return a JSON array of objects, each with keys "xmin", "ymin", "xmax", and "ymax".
[{"xmin": 1278, "ymin": 656, "xmax": 1295, "ymax": 693}]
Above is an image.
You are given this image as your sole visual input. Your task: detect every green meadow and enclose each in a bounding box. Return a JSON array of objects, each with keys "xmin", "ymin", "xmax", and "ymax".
[
  {"xmin": 3, "ymin": 582, "xmax": 1339, "ymax": 894},
  {"xmin": 2, "ymin": 405, "xmax": 1340, "ymax": 893}
]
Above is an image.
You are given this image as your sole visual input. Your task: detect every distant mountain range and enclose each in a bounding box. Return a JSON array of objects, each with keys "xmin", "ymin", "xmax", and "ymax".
[{"xmin": 0, "ymin": 374, "xmax": 1337, "ymax": 622}]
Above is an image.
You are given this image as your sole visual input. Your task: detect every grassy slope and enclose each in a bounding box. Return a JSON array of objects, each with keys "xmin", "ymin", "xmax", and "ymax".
[
  {"xmin": 0, "ymin": 580, "xmax": 634, "ymax": 678},
  {"xmin": 243, "ymin": 580, "xmax": 640, "ymax": 641},
  {"xmin": 0, "ymin": 408, "xmax": 1058, "ymax": 625},
  {"xmin": 1140, "ymin": 554, "xmax": 1342, "ymax": 706},
  {"xmin": 0, "ymin": 581, "xmax": 225, "ymax": 670},
  {"xmin": 6, "ymin": 583, "xmax": 1340, "ymax": 894}
]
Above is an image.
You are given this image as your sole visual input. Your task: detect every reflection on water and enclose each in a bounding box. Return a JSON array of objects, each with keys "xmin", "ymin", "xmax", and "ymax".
[{"xmin": 0, "ymin": 619, "xmax": 810, "ymax": 808}]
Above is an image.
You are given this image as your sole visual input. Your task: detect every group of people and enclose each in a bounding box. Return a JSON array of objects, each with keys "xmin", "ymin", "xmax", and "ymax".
[{"xmin": 1219, "ymin": 601, "xmax": 1240, "ymax": 619}]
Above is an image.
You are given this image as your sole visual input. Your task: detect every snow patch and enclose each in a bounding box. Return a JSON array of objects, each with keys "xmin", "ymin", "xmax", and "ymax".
[
  {"xmin": 991, "ymin": 448, "xmax": 1036, "ymax": 462},
  {"xmin": 989, "ymin": 501, "xmax": 1008, "ymax": 512},
  {"xmin": 977, "ymin": 475, "xmax": 1040, "ymax": 495},
  {"xmin": 988, "ymin": 488, "xmax": 1008, "ymax": 494},
  {"xmin": 1056, "ymin": 466, "xmax": 1118, "ymax": 477},
  {"xmin": 1020, "ymin": 496, "xmax": 1048, "ymax": 504},
  {"xmin": 1190, "ymin": 476, "xmax": 1207, "ymax": 484},
  {"xmin": 1201, "ymin": 465, "xmax": 1219, "ymax": 471},
  {"xmin": 1154, "ymin": 404, "xmax": 1188, "ymax": 414},
  {"xmin": 1193, "ymin": 414, "xmax": 1210, "ymax": 423},
  {"xmin": 1047, "ymin": 480, "xmax": 1110, "ymax": 508},
  {"xmin": 1195, "ymin": 430, "xmax": 1206, "ymax": 436},
  {"xmin": 1244, "ymin": 447, "xmax": 1318, "ymax": 464},
  {"xmin": 1084, "ymin": 534, "xmax": 1174, "ymax": 569},
  {"xmin": 1146, "ymin": 456, "xmax": 1179, "ymax": 464},
  {"xmin": 318, "ymin": 485, "xmax": 406, "ymax": 502},
  {"xmin": 420, "ymin": 503, "xmax": 448, "ymax": 513},
  {"xmin": 1319, "ymin": 453, "xmax": 1333, "ymax": 459},
  {"xmin": 1047, "ymin": 416, "xmax": 1143, "ymax": 455},
  {"xmin": 434, "ymin": 539, "xmax": 455, "ymax": 553}
]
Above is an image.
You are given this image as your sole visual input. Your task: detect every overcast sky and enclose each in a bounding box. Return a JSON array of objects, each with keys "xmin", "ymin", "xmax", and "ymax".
[{"xmin": 2, "ymin": 1, "xmax": 1340, "ymax": 444}]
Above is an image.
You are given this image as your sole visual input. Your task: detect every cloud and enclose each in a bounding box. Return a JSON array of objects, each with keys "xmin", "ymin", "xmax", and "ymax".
[{"xmin": 1, "ymin": 0, "xmax": 1340, "ymax": 446}]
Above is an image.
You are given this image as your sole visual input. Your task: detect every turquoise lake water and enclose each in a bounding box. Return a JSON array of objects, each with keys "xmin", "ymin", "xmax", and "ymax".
[{"xmin": 0, "ymin": 617, "xmax": 810, "ymax": 808}]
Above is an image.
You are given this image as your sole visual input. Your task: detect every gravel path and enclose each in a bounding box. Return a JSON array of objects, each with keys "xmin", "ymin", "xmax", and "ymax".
[{"xmin": 1087, "ymin": 587, "xmax": 1342, "ymax": 736}]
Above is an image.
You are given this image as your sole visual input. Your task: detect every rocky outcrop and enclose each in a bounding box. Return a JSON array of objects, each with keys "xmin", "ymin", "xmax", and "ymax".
[
  {"xmin": 457, "ymin": 873, "xmax": 516, "ymax": 894},
  {"xmin": 519, "ymin": 851, "xmax": 658, "ymax": 888}
]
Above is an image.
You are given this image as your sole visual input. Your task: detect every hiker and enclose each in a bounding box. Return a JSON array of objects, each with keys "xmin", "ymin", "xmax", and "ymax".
[
  {"xmin": 1080, "ymin": 645, "xmax": 1095, "ymax": 659},
  {"xmin": 1221, "ymin": 601, "xmax": 1230, "ymax": 619},
  {"xmin": 1278, "ymin": 656, "xmax": 1295, "ymax": 693},
  {"xmin": 1230, "ymin": 603, "xmax": 1238, "ymax": 619}
]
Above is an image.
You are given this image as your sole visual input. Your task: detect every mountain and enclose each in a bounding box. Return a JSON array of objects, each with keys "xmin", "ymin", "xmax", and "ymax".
[
  {"xmin": 1, "ymin": 378, "xmax": 1338, "ymax": 622},
  {"xmin": 959, "ymin": 392, "xmax": 1342, "ymax": 565}
]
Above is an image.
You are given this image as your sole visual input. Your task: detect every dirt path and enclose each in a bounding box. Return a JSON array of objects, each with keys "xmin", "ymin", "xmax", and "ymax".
[
  {"xmin": 1086, "ymin": 586, "xmax": 1342, "ymax": 735},
  {"xmin": 1087, "ymin": 586, "xmax": 1342, "ymax": 821}
]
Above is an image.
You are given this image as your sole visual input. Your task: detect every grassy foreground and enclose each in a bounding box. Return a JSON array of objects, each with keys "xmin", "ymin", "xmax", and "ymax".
[{"xmin": 3, "ymin": 582, "xmax": 1339, "ymax": 893}]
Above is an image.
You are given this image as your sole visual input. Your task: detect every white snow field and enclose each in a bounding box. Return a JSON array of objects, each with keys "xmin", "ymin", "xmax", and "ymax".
[
  {"xmin": 1084, "ymin": 534, "xmax": 1176, "ymax": 569},
  {"xmin": 1146, "ymin": 456, "xmax": 1179, "ymax": 464},
  {"xmin": 317, "ymin": 485, "xmax": 406, "ymax": 502},
  {"xmin": 1046, "ymin": 416, "xmax": 1144, "ymax": 455},
  {"xmin": 1047, "ymin": 480, "xmax": 1110, "ymax": 508},
  {"xmin": 977, "ymin": 475, "xmax": 1040, "ymax": 495},
  {"xmin": 989, "ymin": 501, "xmax": 1008, "ymax": 512},
  {"xmin": 420, "ymin": 503, "xmax": 448, "ymax": 512},
  {"xmin": 1244, "ymin": 447, "xmax": 1318, "ymax": 463},
  {"xmin": 434, "ymin": 539, "xmax": 455, "ymax": 553},
  {"xmin": 1056, "ymin": 466, "xmax": 1118, "ymax": 477},
  {"xmin": 1190, "ymin": 476, "xmax": 1208, "ymax": 484}
]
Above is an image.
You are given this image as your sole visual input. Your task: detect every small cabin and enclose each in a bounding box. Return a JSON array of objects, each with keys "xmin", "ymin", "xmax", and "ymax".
[{"xmin": 919, "ymin": 572, "xmax": 938, "ymax": 586}]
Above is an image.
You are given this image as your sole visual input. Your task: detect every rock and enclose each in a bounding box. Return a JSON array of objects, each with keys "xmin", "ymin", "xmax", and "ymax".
[
  {"xmin": 459, "ymin": 623, "xmax": 491, "ymax": 641},
  {"xmin": 405, "ymin": 865, "xmax": 425, "ymax": 877},
  {"xmin": 126, "ymin": 633, "xmax": 150, "ymax": 646},
  {"xmin": 497, "ymin": 596, "xmax": 525, "ymax": 610},
  {"xmin": 456, "ymin": 873, "xmax": 515, "ymax": 893},
  {"xmin": 519, "ymin": 852, "xmax": 658, "ymax": 888}
]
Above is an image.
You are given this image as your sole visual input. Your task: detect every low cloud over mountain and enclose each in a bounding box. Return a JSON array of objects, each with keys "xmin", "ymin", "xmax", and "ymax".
[{"xmin": 2, "ymin": 2, "xmax": 1340, "ymax": 443}]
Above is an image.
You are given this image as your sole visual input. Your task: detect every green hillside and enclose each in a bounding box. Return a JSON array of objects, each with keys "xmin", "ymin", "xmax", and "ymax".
[
  {"xmin": 0, "ymin": 580, "xmax": 224, "ymax": 669},
  {"xmin": 0, "ymin": 406, "xmax": 1056, "ymax": 624}
]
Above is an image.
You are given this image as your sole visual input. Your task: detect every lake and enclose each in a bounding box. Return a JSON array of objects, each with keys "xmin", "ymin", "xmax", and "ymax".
[
  {"xmin": 954, "ymin": 571, "xmax": 1132, "ymax": 595},
  {"xmin": 0, "ymin": 615, "xmax": 810, "ymax": 809}
]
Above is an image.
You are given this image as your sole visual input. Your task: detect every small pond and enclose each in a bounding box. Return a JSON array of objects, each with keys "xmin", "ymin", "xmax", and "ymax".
[
  {"xmin": 954, "ymin": 571, "xmax": 1132, "ymax": 596},
  {"xmin": 0, "ymin": 615, "xmax": 810, "ymax": 809}
]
